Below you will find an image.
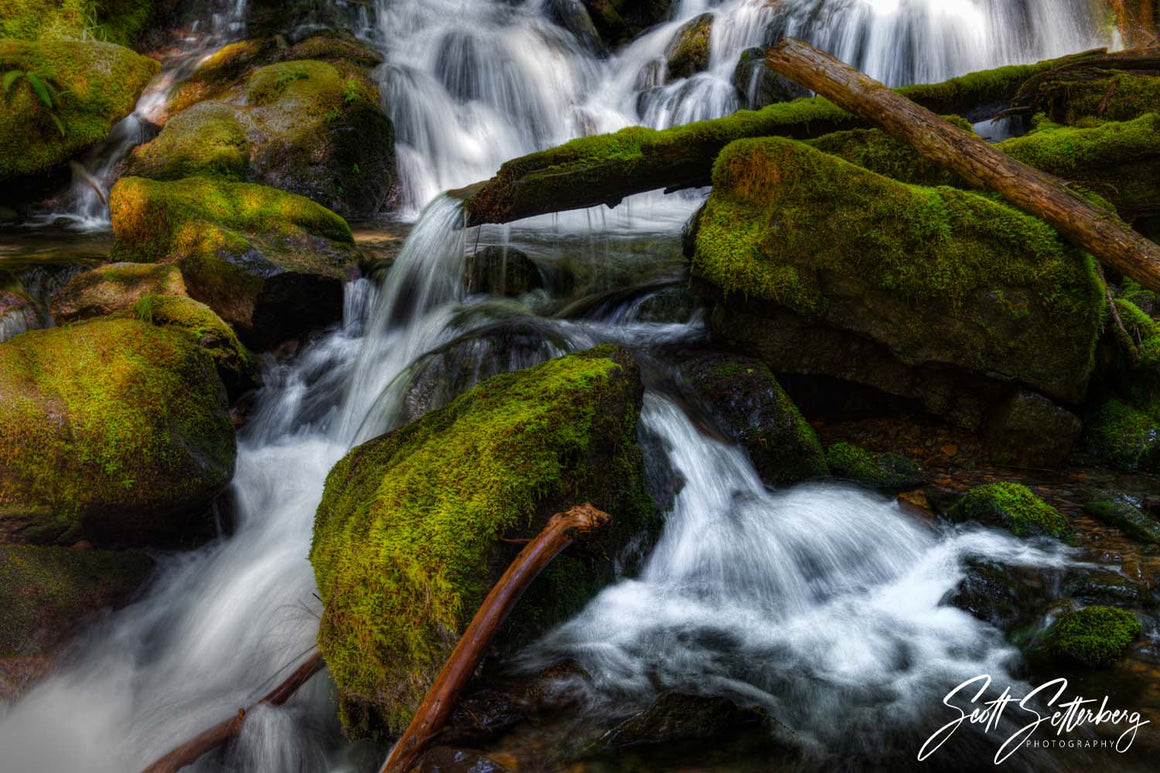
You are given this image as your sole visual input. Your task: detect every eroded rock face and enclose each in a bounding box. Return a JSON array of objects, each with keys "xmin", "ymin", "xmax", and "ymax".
[
  {"xmin": 109, "ymin": 175, "xmax": 358, "ymax": 348},
  {"xmin": 0, "ymin": 318, "xmax": 236, "ymax": 547},
  {"xmin": 310, "ymin": 345, "xmax": 657, "ymax": 739},
  {"xmin": 691, "ymin": 137, "xmax": 1104, "ymax": 429}
]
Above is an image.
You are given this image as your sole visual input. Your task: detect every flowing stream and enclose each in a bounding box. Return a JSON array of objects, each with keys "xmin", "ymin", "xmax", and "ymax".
[{"xmin": 0, "ymin": 1, "xmax": 1127, "ymax": 771}]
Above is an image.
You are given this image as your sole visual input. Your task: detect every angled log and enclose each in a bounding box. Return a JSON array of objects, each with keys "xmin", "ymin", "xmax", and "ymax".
[
  {"xmin": 140, "ymin": 651, "xmax": 326, "ymax": 773},
  {"xmin": 765, "ymin": 38, "xmax": 1160, "ymax": 293},
  {"xmin": 380, "ymin": 504, "xmax": 611, "ymax": 773},
  {"xmin": 454, "ymin": 48, "xmax": 1119, "ymax": 226}
]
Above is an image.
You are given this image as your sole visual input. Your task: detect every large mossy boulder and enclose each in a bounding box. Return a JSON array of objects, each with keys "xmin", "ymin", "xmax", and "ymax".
[
  {"xmin": 691, "ymin": 137, "xmax": 1104, "ymax": 429},
  {"xmin": 135, "ymin": 33, "xmax": 395, "ymax": 219},
  {"xmin": 679, "ymin": 353, "xmax": 827, "ymax": 486},
  {"xmin": 109, "ymin": 175, "xmax": 358, "ymax": 348},
  {"xmin": 0, "ymin": 0, "xmax": 168, "ymax": 47},
  {"xmin": 311, "ymin": 345, "xmax": 657, "ymax": 739},
  {"xmin": 0, "ymin": 318, "xmax": 235, "ymax": 546},
  {"xmin": 0, "ymin": 544, "xmax": 152, "ymax": 698},
  {"xmin": 0, "ymin": 39, "xmax": 159, "ymax": 181}
]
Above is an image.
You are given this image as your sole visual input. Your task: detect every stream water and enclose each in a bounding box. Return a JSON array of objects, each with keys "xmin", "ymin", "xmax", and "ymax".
[{"xmin": 0, "ymin": 1, "xmax": 1135, "ymax": 771}]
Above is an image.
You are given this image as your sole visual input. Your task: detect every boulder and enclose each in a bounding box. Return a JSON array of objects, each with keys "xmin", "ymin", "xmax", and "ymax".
[
  {"xmin": 125, "ymin": 102, "xmax": 249, "ymax": 182},
  {"xmin": 679, "ymin": 354, "xmax": 827, "ymax": 486},
  {"xmin": 0, "ymin": 39, "xmax": 159, "ymax": 181},
  {"xmin": 732, "ymin": 47, "xmax": 808, "ymax": 110},
  {"xmin": 51, "ymin": 262, "xmax": 187, "ymax": 323},
  {"xmin": 664, "ymin": 13, "xmax": 712, "ymax": 82},
  {"xmin": 109, "ymin": 175, "xmax": 358, "ymax": 348},
  {"xmin": 581, "ymin": 0, "xmax": 671, "ymax": 47},
  {"xmin": 948, "ymin": 483, "xmax": 1072, "ymax": 540},
  {"xmin": 692, "ymin": 137, "xmax": 1104, "ymax": 429},
  {"xmin": 1043, "ymin": 606, "xmax": 1142, "ymax": 668},
  {"xmin": 824, "ymin": 442, "xmax": 925, "ymax": 492},
  {"xmin": 0, "ymin": 318, "xmax": 235, "ymax": 546},
  {"xmin": 311, "ymin": 345, "xmax": 657, "ymax": 739},
  {"xmin": 983, "ymin": 389, "xmax": 1082, "ymax": 468},
  {"xmin": 0, "ymin": 544, "xmax": 153, "ymax": 699},
  {"xmin": 464, "ymin": 246, "xmax": 544, "ymax": 297}
]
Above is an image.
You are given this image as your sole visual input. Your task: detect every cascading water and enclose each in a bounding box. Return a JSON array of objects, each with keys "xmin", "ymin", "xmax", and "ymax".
[{"xmin": 0, "ymin": 1, "xmax": 1130, "ymax": 771}]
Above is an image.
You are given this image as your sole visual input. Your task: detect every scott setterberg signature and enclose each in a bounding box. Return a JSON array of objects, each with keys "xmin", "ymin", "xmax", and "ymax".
[{"xmin": 919, "ymin": 674, "xmax": 1151, "ymax": 765}]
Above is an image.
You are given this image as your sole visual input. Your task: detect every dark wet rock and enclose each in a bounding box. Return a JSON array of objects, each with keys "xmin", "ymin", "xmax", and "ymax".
[
  {"xmin": 545, "ymin": 0, "xmax": 605, "ymax": 53},
  {"xmin": 1061, "ymin": 568, "xmax": 1154, "ymax": 609},
  {"xmin": 825, "ymin": 442, "xmax": 925, "ymax": 493},
  {"xmin": 732, "ymin": 47, "xmax": 808, "ymax": 110},
  {"xmin": 414, "ymin": 747, "xmax": 512, "ymax": 773},
  {"xmin": 948, "ymin": 483, "xmax": 1072, "ymax": 540},
  {"xmin": 598, "ymin": 692, "xmax": 766, "ymax": 748},
  {"xmin": 634, "ymin": 284, "xmax": 697, "ymax": 323},
  {"xmin": 983, "ymin": 390, "xmax": 1082, "ymax": 468},
  {"xmin": 582, "ymin": 0, "xmax": 672, "ymax": 47},
  {"xmin": 1084, "ymin": 491, "xmax": 1160, "ymax": 545},
  {"xmin": 680, "ymin": 354, "xmax": 827, "ymax": 486},
  {"xmin": 464, "ymin": 247, "xmax": 545, "ymax": 297},
  {"xmin": 946, "ymin": 558, "xmax": 1060, "ymax": 633},
  {"xmin": 664, "ymin": 13, "xmax": 712, "ymax": 82}
]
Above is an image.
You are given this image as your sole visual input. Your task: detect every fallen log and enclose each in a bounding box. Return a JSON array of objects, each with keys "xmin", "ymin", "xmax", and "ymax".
[
  {"xmin": 765, "ymin": 38, "xmax": 1160, "ymax": 293},
  {"xmin": 140, "ymin": 650, "xmax": 326, "ymax": 773},
  {"xmin": 454, "ymin": 48, "xmax": 1118, "ymax": 226},
  {"xmin": 380, "ymin": 504, "xmax": 611, "ymax": 773}
]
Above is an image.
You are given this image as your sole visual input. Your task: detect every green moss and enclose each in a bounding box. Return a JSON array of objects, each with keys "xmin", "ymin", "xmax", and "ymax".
[
  {"xmin": 665, "ymin": 13, "xmax": 712, "ymax": 81},
  {"xmin": 0, "ymin": 318, "xmax": 235, "ymax": 545},
  {"xmin": 311, "ymin": 345, "xmax": 657, "ymax": 738},
  {"xmin": 1044, "ymin": 606, "xmax": 1142, "ymax": 667},
  {"xmin": 692, "ymin": 136, "xmax": 1104, "ymax": 403},
  {"xmin": 949, "ymin": 482, "xmax": 1073, "ymax": 540},
  {"xmin": 127, "ymin": 102, "xmax": 249, "ymax": 181},
  {"xmin": 1084, "ymin": 492, "xmax": 1160, "ymax": 545},
  {"xmin": 1029, "ymin": 71, "xmax": 1160, "ymax": 125},
  {"xmin": 0, "ymin": 544, "xmax": 152, "ymax": 655},
  {"xmin": 1081, "ymin": 398, "xmax": 1160, "ymax": 473},
  {"xmin": 0, "ymin": 39, "xmax": 159, "ymax": 179},
  {"xmin": 0, "ymin": 0, "xmax": 157, "ymax": 46},
  {"xmin": 51, "ymin": 261, "xmax": 186, "ymax": 322},
  {"xmin": 825, "ymin": 442, "xmax": 924, "ymax": 492},
  {"xmin": 805, "ymin": 124, "xmax": 967, "ymax": 187}
]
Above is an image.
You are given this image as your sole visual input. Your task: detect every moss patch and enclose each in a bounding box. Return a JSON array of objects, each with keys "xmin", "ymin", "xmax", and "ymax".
[
  {"xmin": 1080, "ymin": 397, "xmax": 1160, "ymax": 473},
  {"xmin": 825, "ymin": 442, "xmax": 924, "ymax": 492},
  {"xmin": 0, "ymin": 317, "xmax": 235, "ymax": 546},
  {"xmin": 311, "ymin": 345, "xmax": 657, "ymax": 738},
  {"xmin": 1044, "ymin": 606, "xmax": 1142, "ymax": 667},
  {"xmin": 127, "ymin": 102, "xmax": 249, "ymax": 181},
  {"xmin": 0, "ymin": 0, "xmax": 159, "ymax": 47},
  {"xmin": 949, "ymin": 482, "xmax": 1072, "ymax": 540},
  {"xmin": 665, "ymin": 13, "xmax": 712, "ymax": 82},
  {"xmin": 0, "ymin": 39, "xmax": 159, "ymax": 179}
]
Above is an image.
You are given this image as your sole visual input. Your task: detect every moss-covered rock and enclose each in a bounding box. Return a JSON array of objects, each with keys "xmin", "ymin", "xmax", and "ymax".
[
  {"xmin": 51, "ymin": 262, "xmax": 187, "ymax": 323},
  {"xmin": 0, "ymin": 39, "xmax": 159, "ymax": 180},
  {"xmin": 692, "ymin": 137, "xmax": 1104, "ymax": 427},
  {"xmin": 311, "ymin": 345, "xmax": 657, "ymax": 738},
  {"xmin": 1079, "ymin": 397, "xmax": 1160, "ymax": 473},
  {"xmin": 679, "ymin": 354, "xmax": 827, "ymax": 486},
  {"xmin": 158, "ymin": 34, "xmax": 395, "ymax": 219},
  {"xmin": 664, "ymin": 13, "xmax": 711, "ymax": 82},
  {"xmin": 0, "ymin": 0, "xmax": 163, "ymax": 47},
  {"xmin": 126, "ymin": 102, "xmax": 249, "ymax": 182},
  {"xmin": 732, "ymin": 46, "xmax": 808, "ymax": 111},
  {"xmin": 109, "ymin": 175, "xmax": 357, "ymax": 348},
  {"xmin": 0, "ymin": 318, "xmax": 235, "ymax": 546},
  {"xmin": 1044, "ymin": 606, "xmax": 1142, "ymax": 668},
  {"xmin": 1084, "ymin": 491, "xmax": 1160, "ymax": 545},
  {"xmin": 581, "ymin": 0, "xmax": 671, "ymax": 47},
  {"xmin": 948, "ymin": 483, "xmax": 1072, "ymax": 540},
  {"xmin": 825, "ymin": 442, "xmax": 925, "ymax": 492},
  {"xmin": 1021, "ymin": 70, "xmax": 1160, "ymax": 126}
]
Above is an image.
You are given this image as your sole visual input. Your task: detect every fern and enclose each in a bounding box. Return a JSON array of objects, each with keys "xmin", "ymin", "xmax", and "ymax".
[
  {"xmin": 2, "ymin": 70, "xmax": 22, "ymax": 95},
  {"xmin": 2, "ymin": 69, "xmax": 68, "ymax": 136},
  {"xmin": 26, "ymin": 73, "xmax": 53, "ymax": 109}
]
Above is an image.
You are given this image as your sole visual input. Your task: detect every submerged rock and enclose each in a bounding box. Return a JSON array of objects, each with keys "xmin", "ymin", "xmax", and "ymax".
[
  {"xmin": 692, "ymin": 137, "xmax": 1104, "ymax": 429},
  {"xmin": 1084, "ymin": 491, "xmax": 1160, "ymax": 545},
  {"xmin": 679, "ymin": 354, "xmax": 827, "ymax": 486},
  {"xmin": 0, "ymin": 39, "xmax": 159, "ymax": 182},
  {"xmin": 599, "ymin": 692, "xmax": 766, "ymax": 748},
  {"xmin": 664, "ymin": 13, "xmax": 712, "ymax": 82},
  {"xmin": 825, "ymin": 442, "xmax": 924, "ymax": 492},
  {"xmin": 109, "ymin": 175, "xmax": 358, "ymax": 348},
  {"xmin": 1043, "ymin": 606, "xmax": 1142, "ymax": 668},
  {"xmin": 0, "ymin": 318, "xmax": 235, "ymax": 546},
  {"xmin": 948, "ymin": 483, "xmax": 1072, "ymax": 540},
  {"xmin": 311, "ymin": 345, "xmax": 657, "ymax": 739}
]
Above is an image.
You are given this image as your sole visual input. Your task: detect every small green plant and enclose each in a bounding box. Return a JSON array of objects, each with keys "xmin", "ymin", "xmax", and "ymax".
[
  {"xmin": 3, "ymin": 69, "xmax": 66, "ymax": 136},
  {"xmin": 131, "ymin": 294, "xmax": 158, "ymax": 324},
  {"xmin": 323, "ymin": 106, "xmax": 341, "ymax": 122}
]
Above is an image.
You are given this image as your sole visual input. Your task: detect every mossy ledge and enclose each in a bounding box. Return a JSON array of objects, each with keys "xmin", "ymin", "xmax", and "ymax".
[
  {"xmin": 1044, "ymin": 606, "xmax": 1142, "ymax": 668},
  {"xmin": 949, "ymin": 482, "xmax": 1073, "ymax": 540},
  {"xmin": 0, "ymin": 318, "xmax": 235, "ymax": 546},
  {"xmin": 310, "ymin": 345, "xmax": 657, "ymax": 739}
]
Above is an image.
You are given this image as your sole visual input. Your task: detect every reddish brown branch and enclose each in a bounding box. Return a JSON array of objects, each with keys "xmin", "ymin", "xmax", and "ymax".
[
  {"xmin": 140, "ymin": 651, "xmax": 326, "ymax": 773},
  {"xmin": 379, "ymin": 504, "xmax": 612, "ymax": 773}
]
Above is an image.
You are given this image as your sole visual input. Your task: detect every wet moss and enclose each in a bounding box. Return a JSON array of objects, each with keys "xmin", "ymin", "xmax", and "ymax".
[
  {"xmin": 693, "ymin": 136, "xmax": 1104, "ymax": 404},
  {"xmin": 0, "ymin": 318, "xmax": 235, "ymax": 546},
  {"xmin": 127, "ymin": 102, "xmax": 249, "ymax": 182},
  {"xmin": 824, "ymin": 442, "xmax": 924, "ymax": 492},
  {"xmin": 948, "ymin": 482, "xmax": 1073, "ymax": 540},
  {"xmin": 311, "ymin": 345, "xmax": 657, "ymax": 738},
  {"xmin": 0, "ymin": 39, "xmax": 159, "ymax": 179},
  {"xmin": 1044, "ymin": 606, "xmax": 1142, "ymax": 668}
]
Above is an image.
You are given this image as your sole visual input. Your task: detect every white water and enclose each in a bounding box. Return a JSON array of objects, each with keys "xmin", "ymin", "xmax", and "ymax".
[{"xmin": 0, "ymin": 1, "xmax": 1121, "ymax": 771}]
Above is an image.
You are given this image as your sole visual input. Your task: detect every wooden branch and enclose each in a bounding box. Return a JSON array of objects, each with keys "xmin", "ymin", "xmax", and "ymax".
[
  {"xmin": 140, "ymin": 651, "xmax": 326, "ymax": 773},
  {"xmin": 765, "ymin": 38, "xmax": 1160, "ymax": 294},
  {"xmin": 380, "ymin": 504, "xmax": 612, "ymax": 773}
]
